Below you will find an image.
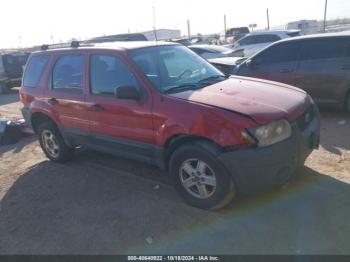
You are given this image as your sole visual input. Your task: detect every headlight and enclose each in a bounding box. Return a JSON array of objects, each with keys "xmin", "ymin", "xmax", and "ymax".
[{"xmin": 248, "ymin": 119, "xmax": 292, "ymax": 147}]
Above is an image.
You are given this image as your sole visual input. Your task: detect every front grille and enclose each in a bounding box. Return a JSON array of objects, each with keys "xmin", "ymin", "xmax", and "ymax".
[{"xmin": 297, "ymin": 106, "xmax": 315, "ymax": 131}]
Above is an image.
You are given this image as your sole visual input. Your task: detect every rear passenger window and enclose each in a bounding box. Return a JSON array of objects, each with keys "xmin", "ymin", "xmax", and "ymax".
[
  {"xmin": 23, "ymin": 55, "xmax": 49, "ymax": 87},
  {"xmin": 90, "ymin": 55, "xmax": 139, "ymax": 96},
  {"xmin": 52, "ymin": 55, "xmax": 84, "ymax": 92},
  {"xmin": 239, "ymin": 35, "xmax": 281, "ymax": 46},
  {"xmin": 239, "ymin": 36, "xmax": 255, "ymax": 46},
  {"xmin": 300, "ymin": 39, "xmax": 347, "ymax": 61}
]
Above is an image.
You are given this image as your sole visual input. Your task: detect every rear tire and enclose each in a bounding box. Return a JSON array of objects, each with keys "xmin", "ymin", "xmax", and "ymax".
[
  {"xmin": 169, "ymin": 142, "xmax": 236, "ymax": 210},
  {"xmin": 37, "ymin": 121, "xmax": 75, "ymax": 163}
]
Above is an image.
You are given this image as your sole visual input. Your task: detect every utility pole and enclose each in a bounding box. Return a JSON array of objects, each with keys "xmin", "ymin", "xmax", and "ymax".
[
  {"xmin": 187, "ymin": 19, "xmax": 191, "ymax": 40},
  {"xmin": 152, "ymin": 6, "xmax": 158, "ymax": 41},
  {"xmin": 224, "ymin": 14, "xmax": 227, "ymax": 43},
  {"xmin": 323, "ymin": 0, "xmax": 328, "ymax": 32},
  {"xmin": 267, "ymin": 8, "xmax": 270, "ymax": 30}
]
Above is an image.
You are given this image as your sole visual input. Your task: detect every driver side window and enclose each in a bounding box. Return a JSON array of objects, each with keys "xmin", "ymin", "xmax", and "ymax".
[
  {"xmin": 253, "ymin": 41, "xmax": 302, "ymax": 65},
  {"xmin": 90, "ymin": 55, "xmax": 139, "ymax": 96}
]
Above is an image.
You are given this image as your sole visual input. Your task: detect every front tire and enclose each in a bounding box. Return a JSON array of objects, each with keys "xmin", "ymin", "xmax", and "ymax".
[
  {"xmin": 169, "ymin": 142, "xmax": 236, "ymax": 210},
  {"xmin": 37, "ymin": 121, "xmax": 75, "ymax": 163}
]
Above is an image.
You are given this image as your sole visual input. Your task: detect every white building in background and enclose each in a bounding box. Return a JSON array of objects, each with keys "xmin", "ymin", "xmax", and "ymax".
[
  {"xmin": 272, "ymin": 20, "xmax": 321, "ymax": 35},
  {"xmin": 142, "ymin": 29, "xmax": 181, "ymax": 41}
]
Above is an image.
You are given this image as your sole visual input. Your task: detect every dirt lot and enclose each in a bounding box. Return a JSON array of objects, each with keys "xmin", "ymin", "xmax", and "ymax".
[{"xmin": 0, "ymin": 90, "xmax": 349, "ymax": 255}]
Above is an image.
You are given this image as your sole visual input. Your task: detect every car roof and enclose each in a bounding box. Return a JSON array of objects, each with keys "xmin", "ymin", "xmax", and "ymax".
[
  {"xmin": 246, "ymin": 30, "xmax": 300, "ymax": 36},
  {"xmin": 32, "ymin": 41, "xmax": 178, "ymax": 55},
  {"xmin": 276, "ymin": 31, "xmax": 350, "ymax": 43}
]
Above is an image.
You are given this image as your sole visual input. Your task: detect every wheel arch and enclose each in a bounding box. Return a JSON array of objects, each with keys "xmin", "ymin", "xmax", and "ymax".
[
  {"xmin": 163, "ymin": 134, "xmax": 224, "ymax": 168},
  {"xmin": 31, "ymin": 112, "xmax": 57, "ymax": 133}
]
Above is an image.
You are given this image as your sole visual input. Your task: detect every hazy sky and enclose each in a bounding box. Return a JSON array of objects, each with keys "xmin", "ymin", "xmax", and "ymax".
[{"xmin": 1, "ymin": 0, "xmax": 349, "ymax": 49}]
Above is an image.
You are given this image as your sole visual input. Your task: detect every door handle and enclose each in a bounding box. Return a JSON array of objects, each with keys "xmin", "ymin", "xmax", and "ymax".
[
  {"xmin": 342, "ymin": 64, "xmax": 350, "ymax": 70},
  {"xmin": 48, "ymin": 98, "xmax": 58, "ymax": 105},
  {"xmin": 280, "ymin": 68, "xmax": 293, "ymax": 73},
  {"xmin": 91, "ymin": 103, "xmax": 104, "ymax": 112}
]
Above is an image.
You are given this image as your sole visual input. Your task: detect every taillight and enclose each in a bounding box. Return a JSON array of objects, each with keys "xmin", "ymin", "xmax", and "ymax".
[{"xmin": 19, "ymin": 89, "xmax": 34, "ymax": 105}]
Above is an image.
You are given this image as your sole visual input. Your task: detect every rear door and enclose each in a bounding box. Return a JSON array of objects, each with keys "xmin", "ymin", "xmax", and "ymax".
[
  {"xmin": 44, "ymin": 53, "xmax": 90, "ymax": 144},
  {"xmin": 86, "ymin": 52, "xmax": 154, "ymax": 163},
  {"xmin": 241, "ymin": 40, "xmax": 303, "ymax": 86},
  {"xmin": 295, "ymin": 38, "xmax": 350, "ymax": 104}
]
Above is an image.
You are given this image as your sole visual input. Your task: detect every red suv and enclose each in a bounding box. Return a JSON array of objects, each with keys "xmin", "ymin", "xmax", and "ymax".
[{"xmin": 19, "ymin": 41, "xmax": 320, "ymax": 209}]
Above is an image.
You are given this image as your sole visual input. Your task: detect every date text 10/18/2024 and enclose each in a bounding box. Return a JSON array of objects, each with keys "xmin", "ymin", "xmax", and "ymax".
[{"xmin": 127, "ymin": 256, "xmax": 219, "ymax": 261}]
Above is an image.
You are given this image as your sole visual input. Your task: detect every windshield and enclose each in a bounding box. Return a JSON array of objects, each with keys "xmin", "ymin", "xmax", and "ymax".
[{"xmin": 129, "ymin": 45, "xmax": 225, "ymax": 93}]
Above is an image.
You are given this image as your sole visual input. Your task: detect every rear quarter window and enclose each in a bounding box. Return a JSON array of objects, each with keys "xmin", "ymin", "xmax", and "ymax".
[
  {"xmin": 23, "ymin": 55, "xmax": 49, "ymax": 87},
  {"xmin": 299, "ymin": 38, "xmax": 347, "ymax": 61}
]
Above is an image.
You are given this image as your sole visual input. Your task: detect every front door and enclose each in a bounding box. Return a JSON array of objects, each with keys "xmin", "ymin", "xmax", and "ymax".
[
  {"xmin": 85, "ymin": 52, "xmax": 155, "ymax": 163},
  {"xmin": 246, "ymin": 40, "xmax": 303, "ymax": 86}
]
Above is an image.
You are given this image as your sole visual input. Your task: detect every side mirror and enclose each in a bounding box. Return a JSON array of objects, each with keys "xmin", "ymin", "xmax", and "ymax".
[
  {"xmin": 246, "ymin": 59, "xmax": 258, "ymax": 69},
  {"xmin": 115, "ymin": 85, "xmax": 140, "ymax": 100}
]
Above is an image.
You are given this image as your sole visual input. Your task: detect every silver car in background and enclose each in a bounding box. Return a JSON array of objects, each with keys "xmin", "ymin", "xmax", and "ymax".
[{"xmin": 225, "ymin": 30, "xmax": 301, "ymax": 57}]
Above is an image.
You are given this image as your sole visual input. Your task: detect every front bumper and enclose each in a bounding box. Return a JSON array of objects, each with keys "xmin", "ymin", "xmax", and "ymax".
[{"xmin": 219, "ymin": 105, "xmax": 321, "ymax": 195}]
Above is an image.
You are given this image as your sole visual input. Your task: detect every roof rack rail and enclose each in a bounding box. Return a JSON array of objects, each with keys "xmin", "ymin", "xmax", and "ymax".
[{"xmin": 40, "ymin": 41, "xmax": 90, "ymax": 51}]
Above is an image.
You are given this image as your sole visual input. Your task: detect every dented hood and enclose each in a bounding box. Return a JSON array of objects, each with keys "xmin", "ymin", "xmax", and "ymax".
[{"xmin": 168, "ymin": 76, "xmax": 311, "ymax": 124}]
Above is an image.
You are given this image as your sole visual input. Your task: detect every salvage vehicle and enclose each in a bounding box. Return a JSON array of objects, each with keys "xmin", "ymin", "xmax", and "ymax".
[
  {"xmin": 225, "ymin": 30, "xmax": 301, "ymax": 57},
  {"xmin": 234, "ymin": 33, "xmax": 350, "ymax": 112},
  {"xmin": 189, "ymin": 45, "xmax": 235, "ymax": 59},
  {"xmin": 0, "ymin": 51, "xmax": 29, "ymax": 94},
  {"xmin": 20, "ymin": 41, "xmax": 320, "ymax": 209}
]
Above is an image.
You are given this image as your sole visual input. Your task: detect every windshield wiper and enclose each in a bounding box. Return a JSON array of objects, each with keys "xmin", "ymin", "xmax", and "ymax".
[
  {"xmin": 198, "ymin": 75, "xmax": 227, "ymax": 85},
  {"xmin": 163, "ymin": 84, "xmax": 199, "ymax": 94}
]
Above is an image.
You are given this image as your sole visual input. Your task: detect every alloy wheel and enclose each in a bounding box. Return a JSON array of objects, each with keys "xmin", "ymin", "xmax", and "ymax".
[
  {"xmin": 41, "ymin": 130, "xmax": 60, "ymax": 158},
  {"xmin": 179, "ymin": 159, "xmax": 217, "ymax": 199}
]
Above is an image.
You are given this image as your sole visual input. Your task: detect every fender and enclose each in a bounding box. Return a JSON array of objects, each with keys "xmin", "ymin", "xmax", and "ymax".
[
  {"xmin": 29, "ymin": 98, "xmax": 61, "ymax": 126},
  {"xmin": 155, "ymin": 103, "xmax": 256, "ymax": 149}
]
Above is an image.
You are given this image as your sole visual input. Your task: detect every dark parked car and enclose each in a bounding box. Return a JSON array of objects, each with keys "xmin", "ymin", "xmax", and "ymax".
[
  {"xmin": 0, "ymin": 51, "xmax": 29, "ymax": 94},
  {"xmin": 189, "ymin": 45, "xmax": 235, "ymax": 59},
  {"xmin": 20, "ymin": 41, "xmax": 320, "ymax": 209},
  {"xmin": 234, "ymin": 33, "xmax": 350, "ymax": 112}
]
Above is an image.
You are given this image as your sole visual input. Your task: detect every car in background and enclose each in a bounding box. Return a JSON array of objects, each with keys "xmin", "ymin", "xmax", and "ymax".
[
  {"xmin": 87, "ymin": 33, "xmax": 148, "ymax": 43},
  {"xmin": 225, "ymin": 30, "xmax": 302, "ymax": 57},
  {"xmin": 189, "ymin": 45, "xmax": 235, "ymax": 59},
  {"xmin": 234, "ymin": 33, "xmax": 350, "ymax": 111},
  {"xmin": 208, "ymin": 57, "xmax": 247, "ymax": 76},
  {"xmin": 220, "ymin": 27, "xmax": 250, "ymax": 43},
  {"xmin": 168, "ymin": 38, "xmax": 192, "ymax": 46},
  {"xmin": 20, "ymin": 41, "xmax": 320, "ymax": 210},
  {"xmin": 0, "ymin": 51, "xmax": 30, "ymax": 94}
]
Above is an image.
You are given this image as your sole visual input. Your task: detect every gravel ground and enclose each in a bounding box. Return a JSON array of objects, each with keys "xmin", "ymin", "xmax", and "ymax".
[{"xmin": 0, "ymin": 91, "xmax": 349, "ymax": 255}]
